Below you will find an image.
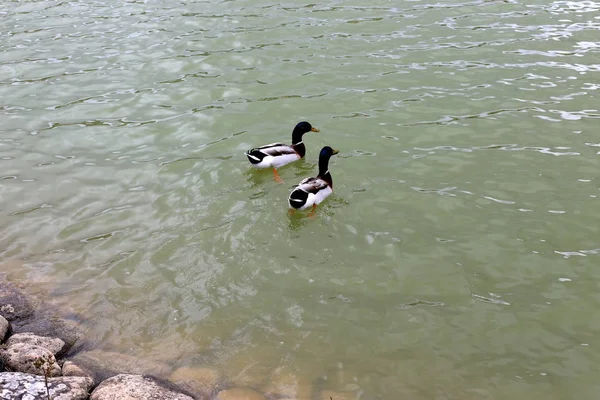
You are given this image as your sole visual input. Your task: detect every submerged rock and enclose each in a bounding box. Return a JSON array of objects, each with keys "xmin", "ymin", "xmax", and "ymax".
[
  {"xmin": 216, "ymin": 387, "xmax": 266, "ymax": 400},
  {"xmin": 0, "ymin": 371, "xmax": 93, "ymax": 400},
  {"xmin": 0, "ymin": 343, "xmax": 61, "ymax": 377},
  {"xmin": 71, "ymin": 349, "xmax": 171, "ymax": 382},
  {"xmin": 0, "ymin": 315, "xmax": 8, "ymax": 342},
  {"xmin": 170, "ymin": 365, "xmax": 225, "ymax": 397},
  {"xmin": 14, "ymin": 314, "xmax": 83, "ymax": 356},
  {"xmin": 90, "ymin": 374, "xmax": 194, "ymax": 400},
  {"xmin": 6, "ymin": 332, "xmax": 65, "ymax": 356},
  {"xmin": 226, "ymin": 348, "xmax": 278, "ymax": 388},
  {"xmin": 0, "ymin": 281, "xmax": 35, "ymax": 323},
  {"xmin": 0, "ymin": 281, "xmax": 84, "ymax": 355},
  {"xmin": 319, "ymin": 389, "xmax": 360, "ymax": 400},
  {"xmin": 264, "ymin": 367, "xmax": 312, "ymax": 399}
]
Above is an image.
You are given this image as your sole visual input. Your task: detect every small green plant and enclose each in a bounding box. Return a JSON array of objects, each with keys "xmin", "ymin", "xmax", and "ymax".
[{"xmin": 33, "ymin": 354, "xmax": 54, "ymax": 400}]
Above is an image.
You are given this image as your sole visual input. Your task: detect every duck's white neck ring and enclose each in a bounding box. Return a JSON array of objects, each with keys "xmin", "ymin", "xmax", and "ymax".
[{"xmin": 293, "ymin": 141, "xmax": 303, "ymax": 145}]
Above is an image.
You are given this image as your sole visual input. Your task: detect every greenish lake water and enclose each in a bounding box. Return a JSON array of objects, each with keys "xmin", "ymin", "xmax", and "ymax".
[{"xmin": 2, "ymin": 0, "xmax": 600, "ymax": 398}]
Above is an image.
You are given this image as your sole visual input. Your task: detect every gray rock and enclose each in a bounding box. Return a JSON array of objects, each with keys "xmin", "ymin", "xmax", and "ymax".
[
  {"xmin": 90, "ymin": 374, "xmax": 195, "ymax": 400},
  {"xmin": 0, "ymin": 371, "xmax": 93, "ymax": 400},
  {"xmin": 0, "ymin": 343, "xmax": 61, "ymax": 377},
  {"xmin": 0, "ymin": 316, "xmax": 8, "ymax": 342},
  {"xmin": 0, "ymin": 282, "xmax": 35, "ymax": 322},
  {"xmin": 6, "ymin": 332, "xmax": 65, "ymax": 356}
]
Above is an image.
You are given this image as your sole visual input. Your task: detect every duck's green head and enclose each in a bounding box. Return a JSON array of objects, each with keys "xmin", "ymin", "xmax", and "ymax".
[
  {"xmin": 318, "ymin": 146, "xmax": 339, "ymax": 178},
  {"xmin": 293, "ymin": 121, "xmax": 320, "ymax": 136},
  {"xmin": 320, "ymin": 146, "xmax": 339, "ymax": 158}
]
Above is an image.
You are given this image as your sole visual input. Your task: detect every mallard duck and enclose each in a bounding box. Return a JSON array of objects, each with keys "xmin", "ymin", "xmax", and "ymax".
[
  {"xmin": 245, "ymin": 121, "xmax": 319, "ymax": 182},
  {"xmin": 288, "ymin": 146, "xmax": 339, "ymax": 211}
]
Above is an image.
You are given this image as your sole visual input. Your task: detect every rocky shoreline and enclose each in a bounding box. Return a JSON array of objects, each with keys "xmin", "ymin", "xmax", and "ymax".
[{"xmin": 0, "ymin": 280, "xmax": 360, "ymax": 400}]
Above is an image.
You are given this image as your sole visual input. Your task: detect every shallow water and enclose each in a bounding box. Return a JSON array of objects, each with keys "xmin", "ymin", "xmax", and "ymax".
[{"xmin": 2, "ymin": 0, "xmax": 600, "ymax": 398}]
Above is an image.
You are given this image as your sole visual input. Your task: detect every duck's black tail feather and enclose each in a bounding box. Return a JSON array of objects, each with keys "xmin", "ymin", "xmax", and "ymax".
[
  {"xmin": 288, "ymin": 189, "xmax": 308, "ymax": 209},
  {"xmin": 245, "ymin": 149, "xmax": 265, "ymax": 164}
]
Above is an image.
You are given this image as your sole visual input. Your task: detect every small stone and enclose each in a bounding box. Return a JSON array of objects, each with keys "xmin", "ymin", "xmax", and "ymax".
[
  {"xmin": 0, "ymin": 371, "xmax": 93, "ymax": 400},
  {"xmin": 62, "ymin": 360, "xmax": 95, "ymax": 384},
  {"xmin": 216, "ymin": 387, "xmax": 266, "ymax": 400},
  {"xmin": 7, "ymin": 332, "xmax": 65, "ymax": 356},
  {"xmin": 0, "ymin": 315, "xmax": 8, "ymax": 342},
  {"xmin": 62, "ymin": 360, "xmax": 86, "ymax": 376},
  {"xmin": 0, "ymin": 343, "xmax": 61, "ymax": 377},
  {"xmin": 170, "ymin": 366, "xmax": 224, "ymax": 397},
  {"xmin": 90, "ymin": 374, "xmax": 194, "ymax": 400},
  {"xmin": 319, "ymin": 389, "xmax": 360, "ymax": 400},
  {"xmin": 264, "ymin": 367, "xmax": 312, "ymax": 399}
]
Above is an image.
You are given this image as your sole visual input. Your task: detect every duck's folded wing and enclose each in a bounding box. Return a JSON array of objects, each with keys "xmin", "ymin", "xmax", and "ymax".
[
  {"xmin": 248, "ymin": 143, "xmax": 296, "ymax": 157},
  {"xmin": 296, "ymin": 177, "xmax": 329, "ymax": 194}
]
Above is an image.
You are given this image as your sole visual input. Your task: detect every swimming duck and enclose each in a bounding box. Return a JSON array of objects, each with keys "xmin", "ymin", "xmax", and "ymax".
[
  {"xmin": 245, "ymin": 121, "xmax": 319, "ymax": 182},
  {"xmin": 288, "ymin": 146, "xmax": 339, "ymax": 211}
]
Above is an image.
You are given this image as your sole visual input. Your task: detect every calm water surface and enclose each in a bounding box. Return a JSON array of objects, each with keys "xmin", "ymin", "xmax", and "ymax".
[{"xmin": 2, "ymin": 0, "xmax": 600, "ymax": 398}]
